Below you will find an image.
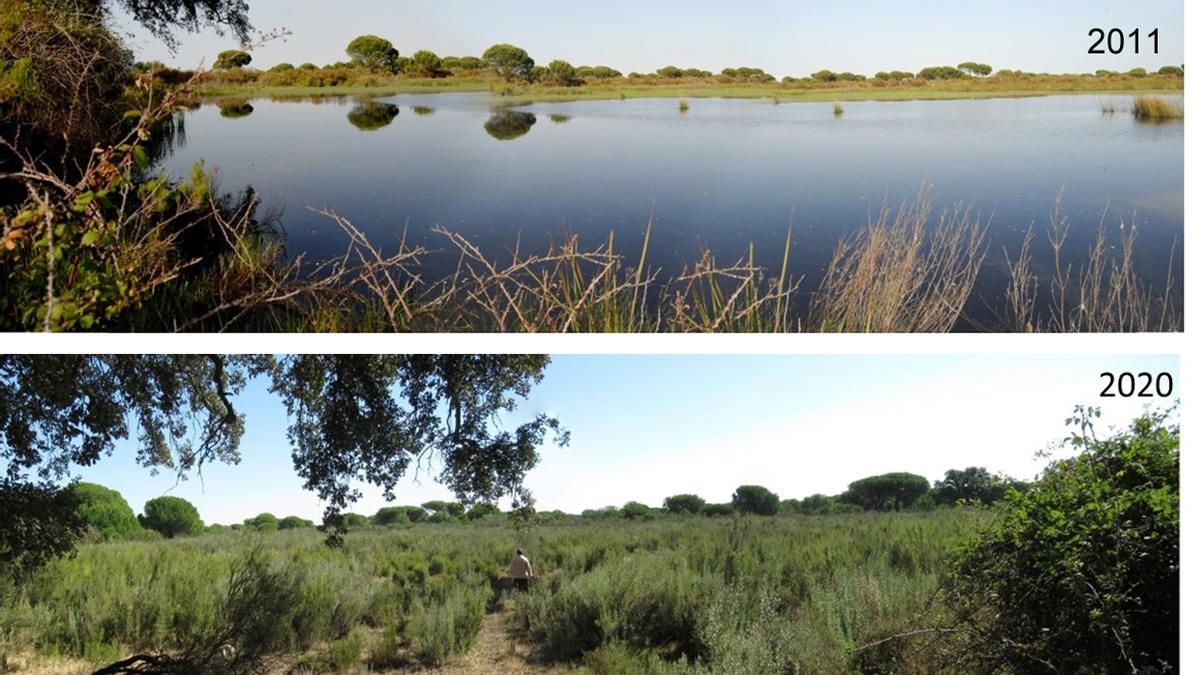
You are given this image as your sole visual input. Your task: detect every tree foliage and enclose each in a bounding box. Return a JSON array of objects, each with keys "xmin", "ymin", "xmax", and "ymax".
[
  {"xmin": 79, "ymin": 0, "xmax": 252, "ymax": 49},
  {"xmin": 731, "ymin": 485, "xmax": 779, "ymax": 515},
  {"xmin": 280, "ymin": 515, "xmax": 318, "ymax": 530},
  {"xmin": 215, "ymin": 49, "xmax": 251, "ymax": 69},
  {"xmin": 545, "ymin": 59, "xmax": 579, "ymax": 86},
  {"xmin": 483, "ymin": 44, "xmax": 534, "ymax": 82},
  {"xmin": 0, "ymin": 355, "xmax": 564, "ymax": 555},
  {"xmin": 0, "ymin": 479, "xmax": 84, "ymax": 580},
  {"xmin": 931, "ymin": 467, "xmax": 1007, "ymax": 506},
  {"xmin": 947, "ymin": 406, "xmax": 1179, "ymax": 672},
  {"xmin": 70, "ymin": 482, "xmax": 140, "ymax": 540},
  {"xmin": 918, "ymin": 65, "xmax": 968, "ymax": 80},
  {"xmin": 373, "ymin": 506, "xmax": 410, "ymax": 526},
  {"xmin": 409, "ymin": 50, "xmax": 444, "ymax": 77},
  {"xmin": 140, "ymin": 496, "xmax": 204, "ymax": 538},
  {"xmin": 957, "ymin": 62, "xmax": 993, "ymax": 77},
  {"xmin": 466, "ymin": 503, "xmax": 501, "ymax": 520},
  {"xmin": 620, "ymin": 501, "xmax": 657, "ymax": 520},
  {"xmin": 663, "ymin": 494, "xmax": 706, "ymax": 515},
  {"xmin": 244, "ymin": 513, "xmax": 279, "ymax": 531},
  {"xmin": 345, "ymin": 35, "xmax": 399, "ymax": 72},
  {"xmin": 701, "ymin": 503, "xmax": 736, "ymax": 518},
  {"xmin": 843, "ymin": 473, "xmax": 930, "ymax": 511}
]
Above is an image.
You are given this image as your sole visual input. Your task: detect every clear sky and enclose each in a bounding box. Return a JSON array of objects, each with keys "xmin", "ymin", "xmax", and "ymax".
[
  {"xmin": 71, "ymin": 354, "xmax": 1178, "ymax": 525},
  {"xmin": 113, "ymin": 1, "xmax": 1183, "ymax": 76}
]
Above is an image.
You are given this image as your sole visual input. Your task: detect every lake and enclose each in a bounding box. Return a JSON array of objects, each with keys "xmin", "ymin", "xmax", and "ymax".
[{"xmin": 157, "ymin": 93, "xmax": 1184, "ymax": 324}]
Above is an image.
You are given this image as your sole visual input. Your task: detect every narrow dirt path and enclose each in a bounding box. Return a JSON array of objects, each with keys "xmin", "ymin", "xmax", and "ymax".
[{"xmin": 434, "ymin": 601, "xmax": 566, "ymax": 675}]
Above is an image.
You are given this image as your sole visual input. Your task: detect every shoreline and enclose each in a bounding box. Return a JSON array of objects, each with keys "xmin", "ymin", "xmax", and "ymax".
[{"xmin": 193, "ymin": 82, "xmax": 1184, "ymax": 105}]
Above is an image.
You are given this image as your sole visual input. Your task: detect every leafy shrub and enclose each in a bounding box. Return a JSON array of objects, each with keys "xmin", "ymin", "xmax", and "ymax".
[
  {"xmin": 517, "ymin": 554, "xmax": 717, "ymax": 661},
  {"xmin": 947, "ymin": 407, "xmax": 1179, "ymax": 673},
  {"xmin": 404, "ymin": 584, "xmax": 487, "ymax": 665}
]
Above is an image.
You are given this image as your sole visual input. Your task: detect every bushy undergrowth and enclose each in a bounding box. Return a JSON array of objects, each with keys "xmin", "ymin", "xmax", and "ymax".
[{"xmin": 1, "ymin": 514, "xmax": 979, "ymax": 672}]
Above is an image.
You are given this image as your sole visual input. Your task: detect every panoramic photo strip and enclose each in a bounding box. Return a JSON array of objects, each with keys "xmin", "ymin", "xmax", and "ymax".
[
  {"xmin": 0, "ymin": 354, "xmax": 1180, "ymax": 673},
  {"xmin": 0, "ymin": 1, "xmax": 1184, "ymax": 332}
]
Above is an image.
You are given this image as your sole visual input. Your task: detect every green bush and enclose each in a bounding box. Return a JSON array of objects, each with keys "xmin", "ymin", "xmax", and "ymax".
[
  {"xmin": 404, "ymin": 583, "xmax": 487, "ymax": 665},
  {"xmin": 948, "ymin": 407, "xmax": 1179, "ymax": 672},
  {"xmin": 517, "ymin": 554, "xmax": 717, "ymax": 661}
]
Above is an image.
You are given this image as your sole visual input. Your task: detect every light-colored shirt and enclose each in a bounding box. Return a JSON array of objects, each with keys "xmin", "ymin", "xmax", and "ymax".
[{"xmin": 509, "ymin": 554, "xmax": 533, "ymax": 579}]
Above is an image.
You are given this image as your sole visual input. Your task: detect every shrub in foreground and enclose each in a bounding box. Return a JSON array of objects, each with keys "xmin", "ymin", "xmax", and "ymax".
[{"xmin": 947, "ymin": 407, "xmax": 1179, "ymax": 673}]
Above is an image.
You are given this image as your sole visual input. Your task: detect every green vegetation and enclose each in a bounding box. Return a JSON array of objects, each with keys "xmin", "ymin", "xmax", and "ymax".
[
  {"xmin": 483, "ymin": 43, "xmax": 536, "ymax": 82},
  {"xmin": 0, "ymin": 407, "xmax": 1177, "ymax": 673},
  {"xmin": 214, "ymin": 49, "xmax": 251, "ymax": 70},
  {"xmin": 0, "ymin": 4, "xmax": 1184, "ymax": 334},
  {"xmin": 70, "ymin": 483, "xmax": 141, "ymax": 541},
  {"xmin": 947, "ymin": 406, "xmax": 1179, "ymax": 672},
  {"xmin": 139, "ymin": 496, "xmax": 204, "ymax": 538},
  {"xmin": 1133, "ymin": 94, "xmax": 1184, "ymax": 120},
  {"xmin": 346, "ymin": 34, "xmax": 400, "ymax": 72},
  {"xmin": 732, "ymin": 485, "xmax": 780, "ymax": 515},
  {"xmin": 843, "ymin": 473, "xmax": 931, "ymax": 511}
]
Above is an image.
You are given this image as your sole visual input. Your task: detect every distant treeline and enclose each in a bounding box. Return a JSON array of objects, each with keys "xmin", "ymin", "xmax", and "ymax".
[
  {"xmin": 160, "ymin": 36, "xmax": 1185, "ymax": 89},
  {"xmin": 68, "ymin": 466, "xmax": 1023, "ymax": 542}
]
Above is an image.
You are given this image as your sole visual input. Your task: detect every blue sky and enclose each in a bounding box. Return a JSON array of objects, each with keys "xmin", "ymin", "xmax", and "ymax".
[
  {"xmin": 70, "ymin": 355, "xmax": 1178, "ymax": 525},
  {"xmin": 114, "ymin": 0, "xmax": 1183, "ymax": 76}
]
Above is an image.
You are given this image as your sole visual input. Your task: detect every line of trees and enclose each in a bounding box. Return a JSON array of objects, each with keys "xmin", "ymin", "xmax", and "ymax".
[
  {"xmin": 211, "ymin": 38, "xmax": 1185, "ymax": 87},
  {"xmin": 585, "ymin": 467, "xmax": 1028, "ymax": 521},
  {"xmin": 64, "ymin": 465, "xmax": 1029, "ymax": 541}
]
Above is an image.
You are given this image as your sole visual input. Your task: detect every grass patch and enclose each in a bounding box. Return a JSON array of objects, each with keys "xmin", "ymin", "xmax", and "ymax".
[
  {"xmin": 1132, "ymin": 94, "xmax": 1183, "ymax": 120},
  {"xmin": 833, "ymin": 102, "xmax": 844, "ymax": 115}
]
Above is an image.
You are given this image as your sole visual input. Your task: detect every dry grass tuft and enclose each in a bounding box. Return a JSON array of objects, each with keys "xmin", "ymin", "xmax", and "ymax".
[
  {"xmin": 1004, "ymin": 194, "xmax": 1180, "ymax": 333},
  {"xmin": 806, "ymin": 188, "xmax": 986, "ymax": 333},
  {"xmin": 1132, "ymin": 95, "xmax": 1183, "ymax": 120}
]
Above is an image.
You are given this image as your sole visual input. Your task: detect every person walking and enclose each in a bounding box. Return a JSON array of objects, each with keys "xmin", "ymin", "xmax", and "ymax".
[{"xmin": 509, "ymin": 548, "xmax": 534, "ymax": 592}]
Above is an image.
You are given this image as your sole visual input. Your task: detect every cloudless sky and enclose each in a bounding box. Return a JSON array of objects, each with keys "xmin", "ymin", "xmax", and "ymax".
[
  {"xmin": 113, "ymin": 1, "xmax": 1183, "ymax": 76},
  {"xmin": 70, "ymin": 355, "xmax": 1178, "ymax": 525}
]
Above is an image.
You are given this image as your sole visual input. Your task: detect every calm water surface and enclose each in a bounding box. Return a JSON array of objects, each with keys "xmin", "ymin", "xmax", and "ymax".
[{"xmin": 158, "ymin": 93, "xmax": 1184, "ymax": 318}]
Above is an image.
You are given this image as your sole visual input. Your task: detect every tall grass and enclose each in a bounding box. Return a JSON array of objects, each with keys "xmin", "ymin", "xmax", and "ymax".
[
  {"xmin": 806, "ymin": 191, "xmax": 986, "ymax": 332},
  {"xmin": 1003, "ymin": 194, "xmax": 1180, "ymax": 332},
  {"xmin": 1132, "ymin": 95, "xmax": 1183, "ymax": 120}
]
